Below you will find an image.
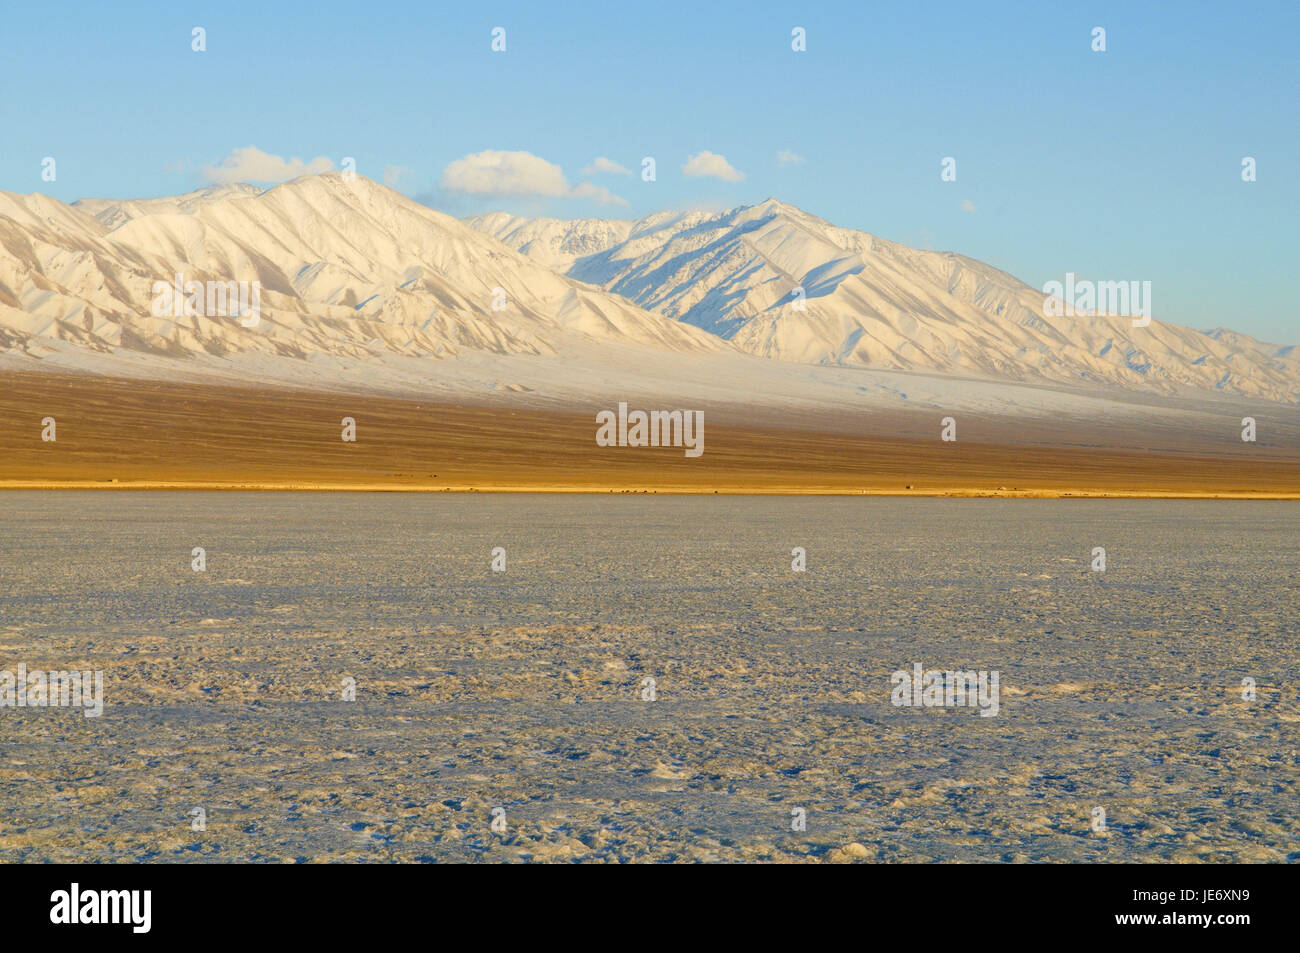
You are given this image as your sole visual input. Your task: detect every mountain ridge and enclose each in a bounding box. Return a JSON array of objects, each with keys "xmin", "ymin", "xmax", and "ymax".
[
  {"xmin": 468, "ymin": 199, "xmax": 1299, "ymax": 404},
  {"xmin": 0, "ymin": 172, "xmax": 726, "ymax": 372},
  {"xmin": 0, "ymin": 174, "xmax": 1295, "ymax": 407}
]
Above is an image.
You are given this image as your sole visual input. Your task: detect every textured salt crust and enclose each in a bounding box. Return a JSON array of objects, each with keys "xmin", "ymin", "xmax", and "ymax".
[{"xmin": 0, "ymin": 494, "xmax": 1295, "ymax": 863}]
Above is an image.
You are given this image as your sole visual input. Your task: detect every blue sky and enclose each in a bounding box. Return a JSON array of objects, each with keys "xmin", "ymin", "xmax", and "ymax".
[{"xmin": 2, "ymin": 0, "xmax": 1296, "ymax": 342}]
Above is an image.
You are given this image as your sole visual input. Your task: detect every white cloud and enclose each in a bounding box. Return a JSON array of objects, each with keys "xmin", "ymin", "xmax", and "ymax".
[
  {"xmin": 440, "ymin": 150, "xmax": 626, "ymax": 205},
  {"xmin": 777, "ymin": 150, "xmax": 804, "ymax": 166},
  {"xmin": 581, "ymin": 157, "xmax": 632, "ymax": 176},
  {"xmin": 682, "ymin": 151, "xmax": 745, "ymax": 182},
  {"xmin": 441, "ymin": 150, "xmax": 569, "ymax": 197},
  {"xmin": 202, "ymin": 146, "xmax": 334, "ymax": 185},
  {"xmin": 382, "ymin": 165, "xmax": 414, "ymax": 189},
  {"xmin": 570, "ymin": 181, "xmax": 629, "ymax": 206},
  {"xmin": 961, "ymin": 199, "xmax": 977, "ymax": 213}
]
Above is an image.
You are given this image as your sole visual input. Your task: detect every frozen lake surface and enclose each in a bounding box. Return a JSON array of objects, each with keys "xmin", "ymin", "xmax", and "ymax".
[{"xmin": 0, "ymin": 493, "xmax": 1296, "ymax": 862}]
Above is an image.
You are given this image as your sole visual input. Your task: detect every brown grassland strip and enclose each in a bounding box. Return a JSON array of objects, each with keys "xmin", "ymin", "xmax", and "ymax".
[{"xmin": 1, "ymin": 371, "xmax": 1297, "ymax": 496}]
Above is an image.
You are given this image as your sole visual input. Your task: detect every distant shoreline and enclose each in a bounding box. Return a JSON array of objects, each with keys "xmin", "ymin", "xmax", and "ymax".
[{"xmin": 1, "ymin": 481, "xmax": 1296, "ymax": 500}]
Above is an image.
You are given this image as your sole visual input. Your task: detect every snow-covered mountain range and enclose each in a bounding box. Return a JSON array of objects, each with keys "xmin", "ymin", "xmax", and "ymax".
[
  {"xmin": 0, "ymin": 173, "xmax": 1295, "ymax": 409},
  {"xmin": 468, "ymin": 200, "xmax": 1299, "ymax": 404},
  {"xmin": 0, "ymin": 173, "xmax": 721, "ymax": 372}
]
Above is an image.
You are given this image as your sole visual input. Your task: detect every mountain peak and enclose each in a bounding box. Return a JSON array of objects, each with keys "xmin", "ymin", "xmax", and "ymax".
[
  {"xmin": 0, "ymin": 175, "xmax": 727, "ymax": 377},
  {"xmin": 3, "ymin": 179, "xmax": 1296, "ymax": 406},
  {"xmin": 469, "ymin": 200, "xmax": 1300, "ymax": 404}
]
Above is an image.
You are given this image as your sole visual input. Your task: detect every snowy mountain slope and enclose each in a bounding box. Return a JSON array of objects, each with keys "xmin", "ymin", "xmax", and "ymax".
[
  {"xmin": 469, "ymin": 199, "xmax": 1300, "ymax": 404},
  {"xmin": 0, "ymin": 174, "xmax": 726, "ymax": 369},
  {"xmin": 73, "ymin": 183, "xmax": 265, "ymax": 230},
  {"xmin": 464, "ymin": 212, "xmax": 632, "ymax": 270},
  {"xmin": 3, "ymin": 176, "xmax": 1296, "ymax": 413}
]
